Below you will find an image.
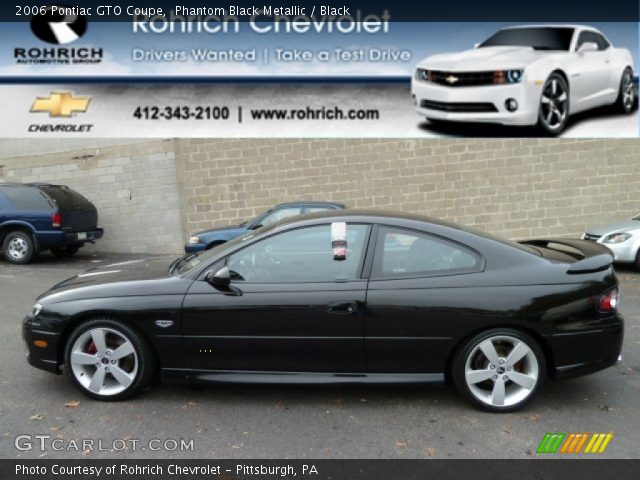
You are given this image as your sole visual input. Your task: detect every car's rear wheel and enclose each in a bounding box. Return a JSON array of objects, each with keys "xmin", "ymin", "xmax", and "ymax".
[
  {"xmin": 635, "ymin": 249, "xmax": 640, "ymax": 271},
  {"xmin": 615, "ymin": 67, "xmax": 635, "ymax": 114},
  {"xmin": 2, "ymin": 230, "xmax": 35, "ymax": 264},
  {"xmin": 65, "ymin": 318, "xmax": 156, "ymax": 401},
  {"xmin": 453, "ymin": 328, "xmax": 545, "ymax": 412},
  {"xmin": 51, "ymin": 245, "xmax": 81, "ymax": 259},
  {"xmin": 537, "ymin": 73, "xmax": 570, "ymax": 136}
]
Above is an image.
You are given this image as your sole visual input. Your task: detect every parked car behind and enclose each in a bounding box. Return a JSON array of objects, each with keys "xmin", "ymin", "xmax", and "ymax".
[
  {"xmin": 583, "ymin": 214, "xmax": 640, "ymax": 269},
  {"xmin": 185, "ymin": 201, "xmax": 346, "ymax": 253},
  {"xmin": 0, "ymin": 183, "xmax": 103, "ymax": 264}
]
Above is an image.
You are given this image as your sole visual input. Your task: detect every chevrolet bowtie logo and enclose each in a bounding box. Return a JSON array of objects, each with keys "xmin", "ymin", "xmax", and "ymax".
[
  {"xmin": 445, "ymin": 75, "xmax": 460, "ymax": 84},
  {"xmin": 31, "ymin": 92, "xmax": 91, "ymax": 117}
]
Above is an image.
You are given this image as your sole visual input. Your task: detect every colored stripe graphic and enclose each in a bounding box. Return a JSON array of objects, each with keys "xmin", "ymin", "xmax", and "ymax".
[
  {"xmin": 537, "ymin": 433, "xmax": 566, "ymax": 453},
  {"xmin": 538, "ymin": 432, "xmax": 613, "ymax": 454}
]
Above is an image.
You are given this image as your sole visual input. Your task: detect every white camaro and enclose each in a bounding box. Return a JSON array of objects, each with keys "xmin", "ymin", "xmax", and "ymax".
[{"xmin": 412, "ymin": 25, "xmax": 636, "ymax": 135}]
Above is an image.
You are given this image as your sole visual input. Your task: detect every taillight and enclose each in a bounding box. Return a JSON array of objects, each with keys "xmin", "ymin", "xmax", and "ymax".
[
  {"xmin": 599, "ymin": 288, "xmax": 619, "ymax": 312},
  {"xmin": 52, "ymin": 212, "xmax": 61, "ymax": 228}
]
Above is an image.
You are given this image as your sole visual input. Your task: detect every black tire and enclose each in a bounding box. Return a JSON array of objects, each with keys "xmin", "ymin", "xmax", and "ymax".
[
  {"xmin": 635, "ymin": 250, "xmax": 640, "ymax": 272},
  {"xmin": 614, "ymin": 67, "xmax": 635, "ymax": 114},
  {"xmin": 51, "ymin": 245, "xmax": 81, "ymax": 259},
  {"xmin": 537, "ymin": 73, "xmax": 570, "ymax": 136},
  {"xmin": 2, "ymin": 230, "xmax": 35, "ymax": 264},
  {"xmin": 64, "ymin": 318, "xmax": 156, "ymax": 401},
  {"xmin": 452, "ymin": 328, "xmax": 546, "ymax": 413}
]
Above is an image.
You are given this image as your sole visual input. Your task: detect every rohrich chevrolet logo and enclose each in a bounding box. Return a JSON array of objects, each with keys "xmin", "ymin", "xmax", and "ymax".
[
  {"xmin": 31, "ymin": 92, "xmax": 90, "ymax": 117},
  {"xmin": 445, "ymin": 75, "xmax": 460, "ymax": 84},
  {"xmin": 537, "ymin": 432, "xmax": 613, "ymax": 454}
]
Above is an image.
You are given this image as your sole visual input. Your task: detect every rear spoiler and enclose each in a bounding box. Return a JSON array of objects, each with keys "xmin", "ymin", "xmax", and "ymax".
[{"xmin": 520, "ymin": 238, "xmax": 614, "ymax": 274}]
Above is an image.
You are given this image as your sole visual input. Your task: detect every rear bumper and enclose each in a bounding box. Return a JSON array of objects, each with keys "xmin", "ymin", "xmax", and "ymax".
[
  {"xmin": 22, "ymin": 316, "xmax": 61, "ymax": 374},
  {"xmin": 35, "ymin": 228, "xmax": 103, "ymax": 248},
  {"xmin": 546, "ymin": 315, "xmax": 624, "ymax": 381}
]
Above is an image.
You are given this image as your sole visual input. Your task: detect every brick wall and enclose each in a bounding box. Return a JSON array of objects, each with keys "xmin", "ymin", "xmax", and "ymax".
[
  {"xmin": 175, "ymin": 138, "xmax": 640, "ymax": 242},
  {"xmin": 0, "ymin": 140, "xmax": 184, "ymax": 254},
  {"xmin": 1, "ymin": 138, "xmax": 638, "ymax": 254}
]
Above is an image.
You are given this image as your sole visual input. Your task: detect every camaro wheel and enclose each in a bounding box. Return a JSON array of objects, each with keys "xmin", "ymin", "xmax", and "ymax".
[
  {"xmin": 615, "ymin": 68, "xmax": 635, "ymax": 114},
  {"xmin": 635, "ymin": 250, "xmax": 640, "ymax": 272},
  {"xmin": 65, "ymin": 318, "xmax": 156, "ymax": 401},
  {"xmin": 453, "ymin": 329, "xmax": 545, "ymax": 412},
  {"xmin": 2, "ymin": 230, "xmax": 35, "ymax": 264},
  {"xmin": 538, "ymin": 73, "xmax": 570, "ymax": 135}
]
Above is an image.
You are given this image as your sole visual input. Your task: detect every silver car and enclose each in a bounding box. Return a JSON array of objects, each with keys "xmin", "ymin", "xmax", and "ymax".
[{"xmin": 583, "ymin": 214, "xmax": 640, "ymax": 269}]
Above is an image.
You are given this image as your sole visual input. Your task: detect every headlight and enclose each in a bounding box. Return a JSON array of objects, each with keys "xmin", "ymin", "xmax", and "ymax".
[
  {"xmin": 188, "ymin": 236, "xmax": 201, "ymax": 244},
  {"xmin": 603, "ymin": 233, "xmax": 631, "ymax": 244},
  {"xmin": 493, "ymin": 69, "xmax": 524, "ymax": 84},
  {"xmin": 415, "ymin": 68, "xmax": 430, "ymax": 82},
  {"xmin": 31, "ymin": 303, "xmax": 42, "ymax": 317}
]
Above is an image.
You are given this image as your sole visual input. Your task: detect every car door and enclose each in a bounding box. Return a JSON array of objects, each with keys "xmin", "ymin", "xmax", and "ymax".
[
  {"xmin": 181, "ymin": 223, "xmax": 371, "ymax": 373},
  {"xmin": 364, "ymin": 226, "xmax": 484, "ymax": 374},
  {"xmin": 571, "ymin": 31, "xmax": 613, "ymax": 110}
]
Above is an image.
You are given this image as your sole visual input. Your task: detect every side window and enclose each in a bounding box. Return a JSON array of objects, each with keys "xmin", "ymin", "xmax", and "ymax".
[
  {"xmin": 259, "ymin": 206, "xmax": 303, "ymax": 227},
  {"xmin": 576, "ymin": 31, "xmax": 608, "ymax": 51},
  {"xmin": 227, "ymin": 224, "xmax": 369, "ymax": 283},
  {"xmin": 594, "ymin": 33, "xmax": 610, "ymax": 50},
  {"xmin": 372, "ymin": 227, "xmax": 481, "ymax": 278},
  {"xmin": 1, "ymin": 187, "xmax": 52, "ymax": 211}
]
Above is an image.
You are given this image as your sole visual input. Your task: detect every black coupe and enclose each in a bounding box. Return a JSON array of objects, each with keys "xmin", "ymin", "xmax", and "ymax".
[{"xmin": 23, "ymin": 211, "xmax": 623, "ymax": 412}]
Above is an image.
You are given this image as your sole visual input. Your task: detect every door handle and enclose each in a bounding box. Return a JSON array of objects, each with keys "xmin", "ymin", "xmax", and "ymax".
[{"xmin": 327, "ymin": 301, "xmax": 358, "ymax": 315}]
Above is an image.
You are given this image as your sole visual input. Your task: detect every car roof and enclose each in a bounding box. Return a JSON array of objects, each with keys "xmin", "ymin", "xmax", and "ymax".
[
  {"xmin": 271, "ymin": 201, "xmax": 346, "ymax": 208},
  {"xmin": 502, "ymin": 24, "xmax": 597, "ymax": 32},
  {"xmin": 0, "ymin": 182, "xmax": 65, "ymax": 188}
]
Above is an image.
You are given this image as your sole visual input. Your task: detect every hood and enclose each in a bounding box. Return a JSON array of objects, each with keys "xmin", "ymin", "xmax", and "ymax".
[
  {"xmin": 585, "ymin": 219, "xmax": 640, "ymax": 237},
  {"xmin": 418, "ymin": 46, "xmax": 543, "ymax": 70},
  {"xmin": 40, "ymin": 257, "xmax": 173, "ymax": 299}
]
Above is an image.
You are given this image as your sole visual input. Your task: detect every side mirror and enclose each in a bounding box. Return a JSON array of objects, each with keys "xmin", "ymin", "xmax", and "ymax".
[
  {"xmin": 578, "ymin": 42, "xmax": 598, "ymax": 54},
  {"xmin": 205, "ymin": 266, "xmax": 231, "ymax": 288}
]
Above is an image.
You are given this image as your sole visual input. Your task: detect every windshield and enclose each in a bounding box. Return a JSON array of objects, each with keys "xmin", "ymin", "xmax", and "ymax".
[
  {"xmin": 479, "ymin": 27, "xmax": 575, "ymax": 51},
  {"xmin": 175, "ymin": 231, "xmax": 257, "ymax": 275}
]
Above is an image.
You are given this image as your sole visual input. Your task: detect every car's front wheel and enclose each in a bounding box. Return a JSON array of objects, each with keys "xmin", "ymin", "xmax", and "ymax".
[
  {"xmin": 615, "ymin": 67, "xmax": 635, "ymax": 114},
  {"xmin": 537, "ymin": 73, "xmax": 570, "ymax": 136},
  {"xmin": 2, "ymin": 230, "xmax": 36, "ymax": 264},
  {"xmin": 452, "ymin": 328, "xmax": 545, "ymax": 412},
  {"xmin": 65, "ymin": 318, "xmax": 156, "ymax": 401}
]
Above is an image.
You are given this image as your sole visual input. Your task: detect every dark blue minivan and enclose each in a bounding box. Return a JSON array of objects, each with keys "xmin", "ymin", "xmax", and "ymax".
[{"xmin": 0, "ymin": 183, "xmax": 103, "ymax": 264}]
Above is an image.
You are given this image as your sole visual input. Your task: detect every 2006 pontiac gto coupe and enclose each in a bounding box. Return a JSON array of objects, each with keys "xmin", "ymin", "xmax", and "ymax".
[
  {"xmin": 412, "ymin": 25, "xmax": 636, "ymax": 135},
  {"xmin": 24, "ymin": 211, "xmax": 623, "ymax": 412}
]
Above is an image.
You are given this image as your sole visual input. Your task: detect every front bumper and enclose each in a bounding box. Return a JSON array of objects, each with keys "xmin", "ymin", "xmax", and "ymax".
[
  {"xmin": 411, "ymin": 77, "xmax": 541, "ymax": 126},
  {"xmin": 23, "ymin": 316, "xmax": 61, "ymax": 374},
  {"xmin": 184, "ymin": 242, "xmax": 206, "ymax": 254},
  {"xmin": 546, "ymin": 314, "xmax": 624, "ymax": 381}
]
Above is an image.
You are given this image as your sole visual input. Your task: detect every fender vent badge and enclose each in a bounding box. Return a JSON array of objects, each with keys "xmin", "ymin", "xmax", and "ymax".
[{"xmin": 155, "ymin": 320, "xmax": 174, "ymax": 328}]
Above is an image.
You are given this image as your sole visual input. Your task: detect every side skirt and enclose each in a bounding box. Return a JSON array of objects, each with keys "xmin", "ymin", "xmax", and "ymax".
[{"xmin": 162, "ymin": 369, "xmax": 445, "ymax": 385}]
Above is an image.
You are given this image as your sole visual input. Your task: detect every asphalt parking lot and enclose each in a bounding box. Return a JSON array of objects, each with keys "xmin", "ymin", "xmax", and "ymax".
[{"xmin": 1, "ymin": 252, "xmax": 639, "ymax": 459}]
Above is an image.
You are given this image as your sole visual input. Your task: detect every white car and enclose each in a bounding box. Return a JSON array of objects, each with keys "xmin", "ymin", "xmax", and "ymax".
[
  {"xmin": 412, "ymin": 25, "xmax": 636, "ymax": 135},
  {"xmin": 583, "ymin": 214, "xmax": 640, "ymax": 269}
]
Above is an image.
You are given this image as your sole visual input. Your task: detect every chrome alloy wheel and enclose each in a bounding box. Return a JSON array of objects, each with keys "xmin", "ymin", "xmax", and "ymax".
[
  {"xmin": 540, "ymin": 78, "xmax": 568, "ymax": 131},
  {"xmin": 622, "ymin": 70, "xmax": 635, "ymax": 112},
  {"xmin": 464, "ymin": 335, "xmax": 539, "ymax": 408},
  {"xmin": 7, "ymin": 237, "xmax": 28, "ymax": 260},
  {"xmin": 70, "ymin": 327, "xmax": 138, "ymax": 396}
]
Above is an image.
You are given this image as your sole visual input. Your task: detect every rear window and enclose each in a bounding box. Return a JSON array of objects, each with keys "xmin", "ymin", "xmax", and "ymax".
[
  {"xmin": 40, "ymin": 186, "xmax": 94, "ymax": 210},
  {"xmin": 0, "ymin": 186, "xmax": 53, "ymax": 211}
]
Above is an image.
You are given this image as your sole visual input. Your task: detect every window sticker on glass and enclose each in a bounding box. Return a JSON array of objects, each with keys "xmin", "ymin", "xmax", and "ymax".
[{"xmin": 331, "ymin": 222, "xmax": 347, "ymax": 261}]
